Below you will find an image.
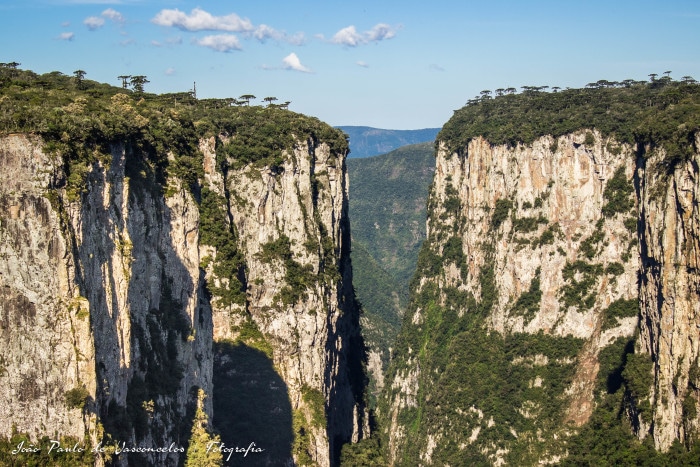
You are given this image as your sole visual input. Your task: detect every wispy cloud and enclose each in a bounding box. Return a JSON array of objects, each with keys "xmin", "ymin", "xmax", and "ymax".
[
  {"xmin": 151, "ymin": 36, "xmax": 182, "ymax": 47},
  {"xmin": 58, "ymin": 31, "xmax": 75, "ymax": 41},
  {"xmin": 165, "ymin": 67, "xmax": 176, "ymax": 76},
  {"xmin": 329, "ymin": 23, "xmax": 398, "ymax": 47},
  {"xmin": 254, "ymin": 24, "xmax": 305, "ymax": 45},
  {"xmin": 84, "ymin": 8, "xmax": 125, "ymax": 30},
  {"xmin": 429, "ymin": 63, "xmax": 445, "ymax": 72},
  {"xmin": 357, "ymin": 61, "xmax": 369, "ymax": 68},
  {"xmin": 152, "ymin": 8, "xmax": 253, "ymax": 33},
  {"xmin": 193, "ymin": 34, "xmax": 242, "ymax": 53},
  {"xmin": 282, "ymin": 53, "xmax": 312, "ymax": 73},
  {"xmin": 152, "ymin": 8, "xmax": 304, "ymax": 49}
]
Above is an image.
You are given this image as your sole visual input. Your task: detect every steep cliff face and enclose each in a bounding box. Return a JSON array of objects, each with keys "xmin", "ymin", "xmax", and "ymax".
[
  {"xmin": 0, "ymin": 133, "xmax": 213, "ymax": 465},
  {"xmin": 382, "ymin": 121, "xmax": 700, "ymax": 464},
  {"xmin": 636, "ymin": 138, "xmax": 700, "ymax": 450},
  {"xmin": 0, "ymin": 106, "xmax": 364, "ymax": 466},
  {"xmin": 199, "ymin": 133, "xmax": 365, "ymax": 466},
  {"xmin": 0, "ymin": 134, "xmax": 98, "ymax": 442}
]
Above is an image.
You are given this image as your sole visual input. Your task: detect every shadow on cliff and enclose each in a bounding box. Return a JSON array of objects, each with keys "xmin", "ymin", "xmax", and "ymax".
[
  {"xmin": 213, "ymin": 341, "xmax": 293, "ymax": 466},
  {"xmin": 74, "ymin": 143, "xmax": 207, "ymax": 465}
]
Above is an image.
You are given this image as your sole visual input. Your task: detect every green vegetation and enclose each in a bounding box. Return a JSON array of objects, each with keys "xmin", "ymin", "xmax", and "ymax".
[
  {"xmin": 347, "ymin": 142, "xmax": 435, "ymax": 301},
  {"xmin": 185, "ymin": 389, "xmax": 223, "ymax": 467},
  {"xmin": 601, "ymin": 298, "xmax": 639, "ymax": 330},
  {"xmin": 603, "ymin": 166, "xmax": 636, "ymax": 217},
  {"xmin": 64, "ymin": 386, "xmax": 89, "ymax": 410},
  {"xmin": 561, "ymin": 337, "xmax": 700, "ymax": 465},
  {"xmin": 259, "ymin": 235, "xmax": 316, "ymax": 306},
  {"xmin": 511, "ymin": 267, "xmax": 542, "ymax": 320},
  {"xmin": 512, "ymin": 214, "xmax": 548, "ymax": 233},
  {"xmin": 199, "ymin": 188, "xmax": 247, "ymax": 307},
  {"xmin": 340, "ymin": 436, "xmax": 386, "ymax": 466},
  {"xmin": 347, "ymin": 142, "xmax": 435, "ymax": 398},
  {"xmin": 0, "ymin": 65, "xmax": 347, "ymax": 204},
  {"xmin": 0, "ymin": 431, "xmax": 94, "ymax": 466},
  {"xmin": 579, "ymin": 219, "xmax": 606, "ymax": 259},
  {"xmin": 491, "ymin": 198, "xmax": 513, "ymax": 230},
  {"xmin": 231, "ymin": 317, "xmax": 274, "ymax": 358},
  {"xmin": 559, "ymin": 260, "xmax": 603, "ymax": 310},
  {"xmin": 439, "ymin": 77, "xmax": 700, "ymax": 167},
  {"xmin": 301, "ymin": 385, "xmax": 326, "ymax": 428}
]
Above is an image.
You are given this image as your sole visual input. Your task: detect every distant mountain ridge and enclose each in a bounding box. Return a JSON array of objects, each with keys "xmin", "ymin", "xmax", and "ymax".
[{"xmin": 336, "ymin": 126, "xmax": 440, "ymax": 158}]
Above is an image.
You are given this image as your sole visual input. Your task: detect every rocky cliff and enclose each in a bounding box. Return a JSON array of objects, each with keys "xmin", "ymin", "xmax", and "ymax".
[
  {"xmin": 381, "ymin": 81, "xmax": 700, "ymax": 465},
  {"xmin": 198, "ymin": 130, "xmax": 367, "ymax": 466},
  {"xmin": 636, "ymin": 137, "xmax": 700, "ymax": 450},
  {"xmin": 0, "ymin": 76, "xmax": 365, "ymax": 466},
  {"xmin": 0, "ymin": 133, "xmax": 213, "ymax": 465}
]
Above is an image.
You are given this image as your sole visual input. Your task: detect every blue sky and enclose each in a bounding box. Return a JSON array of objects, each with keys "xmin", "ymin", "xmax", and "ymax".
[{"xmin": 1, "ymin": 0, "xmax": 699, "ymax": 129}]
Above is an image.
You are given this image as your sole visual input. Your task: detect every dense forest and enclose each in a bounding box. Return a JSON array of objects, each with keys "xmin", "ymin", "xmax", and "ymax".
[
  {"xmin": 441, "ymin": 74, "xmax": 700, "ymax": 162},
  {"xmin": 0, "ymin": 63, "xmax": 347, "ymax": 201}
]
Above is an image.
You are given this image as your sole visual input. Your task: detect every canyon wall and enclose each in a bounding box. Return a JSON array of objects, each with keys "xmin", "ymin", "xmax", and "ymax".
[
  {"xmin": 0, "ymin": 122, "xmax": 364, "ymax": 466},
  {"xmin": 382, "ymin": 130, "xmax": 700, "ymax": 465}
]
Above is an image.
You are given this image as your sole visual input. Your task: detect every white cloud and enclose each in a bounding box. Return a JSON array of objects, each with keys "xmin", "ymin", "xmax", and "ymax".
[
  {"xmin": 152, "ymin": 8, "xmax": 253, "ymax": 32},
  {"xmin": 254, "ymin": 24, "xmax": 282, "ymax": 42},
  {"xmin": 165, "ymin": 67, "xmax": 176, "ymax": 76},
  {"xmin": 58, "ymin": 32, "xmax": 75, "ymax": 41},
  {"xmin": 193, "ymin": 34, "xmax": 242, "ymax": 52},
  {"xmin": 366, "ymin": 23, "xmax": 395, "ymax": 42},
  {"xmin": 282, "ymin": 53, "xmax": 312, "ymax": 73},
  {"xmin": 356, "ymin": 61, "xmax": 369, "ymax": 68},
  {"xmin": 102, "ymin": 8, "xmax": 124, "ymax": 24},
  {"xmin": 332, "ymin": 25, "xmax": 362, "ymax": 47},
  {"xmin": 84, "ymin": 16, "xmax": 105, "ymax": 30},
  {"xmin": 331, "ymin": 23, "xmax": 398, "ymax": 47}
]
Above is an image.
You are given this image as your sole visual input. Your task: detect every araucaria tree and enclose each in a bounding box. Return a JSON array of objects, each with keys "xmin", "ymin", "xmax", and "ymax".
[
  {"xmin": 129, "ymin": 75, "xmax": 149, "ymax": 93},
  {"xmin": 185, "ymin": 389, "xmax": 223, "ymax": 467}
]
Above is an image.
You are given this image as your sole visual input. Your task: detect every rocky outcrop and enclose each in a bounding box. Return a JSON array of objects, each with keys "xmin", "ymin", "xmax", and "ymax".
[{"xmin": 383, "ymin": 126, "xmax": 700, "ymax": 464}]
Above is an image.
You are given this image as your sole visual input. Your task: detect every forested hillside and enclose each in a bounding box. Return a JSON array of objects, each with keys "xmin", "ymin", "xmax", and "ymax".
[{"xmin": 347, "ymin": 143, "xmax": 435, "ymax": 402}]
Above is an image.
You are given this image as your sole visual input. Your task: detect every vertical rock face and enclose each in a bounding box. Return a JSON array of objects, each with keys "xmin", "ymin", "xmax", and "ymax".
[
  {"xmin": 383, "ymin": 131, "xmax": 640, "ymax": 465},
  {"xmin": 200, "ymin": 136, "xmax": 365, "ymax": 466},
  {"xmin": 0, "ymin": 134, "xmax": 97, "ymax": 441},
  {"xmin": 0, "ymin": 134, "xmax": 214, "ymax": 465},
  {"xmin": 0, "ymin": 127, "xmax": 364, "ymax": 466},
  {"xmin": 383, "ymin": 128, "xmax": 700, "ymax": 464},
  {"xmin": 636, "ymin": 139, "xmax": 700, "ymax": 450}
]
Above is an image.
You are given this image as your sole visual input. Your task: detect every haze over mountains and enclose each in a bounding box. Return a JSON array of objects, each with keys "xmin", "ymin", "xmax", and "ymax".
[{"xmin": 336, "ymin": 126, "xmax": 440, "ymax": 158}]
